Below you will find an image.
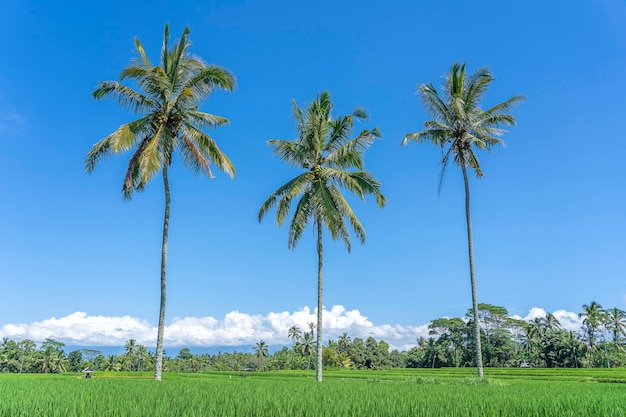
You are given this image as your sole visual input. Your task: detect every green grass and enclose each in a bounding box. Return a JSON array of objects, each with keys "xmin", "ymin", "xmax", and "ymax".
[{"xmin": 1, "ymin": 369, "xmax": 625, "ymax": 416}]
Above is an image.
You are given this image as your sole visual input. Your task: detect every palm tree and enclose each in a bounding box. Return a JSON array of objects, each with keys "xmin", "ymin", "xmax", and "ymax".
[
  {"xmin": 307, "ymin": 321, "xmax": 317, "ymax": 339},
  {"xmin": 543, "ymin": 313, "xmax": 561, "ymax": 332},
  {"xmin": 254, "ymin": 340, "xmax": 269, "ymax": 358},
  {"xmin": 258, "ymin": 92, "xmax": 385, "ymax": 382},
  {"xmin": 605, "ymin": 307, "xmax": 626, "ymax": 346},
  {"xmin": 288, "ymin": 325, "xmax": 302, "ymax": 345},
  {"xmin": 124, "ymin": 339, "xmax": 137, "ymax": 371},
  {"xmin": 301, "ymin": 332, "xmax": 316, "ymax": 370},
  {"xmin": 338, "ymin": 332, "xmax": 351, "ymax": 354},
  {"xmin": 402, "ymin": 63, "xmax": 524, "ymax": 377},
  {"xmin": 86, "ymin": 25, "xmax": 236, "ymax": 381},
  {"xmin": 579, "ymin": 301, "xmax": 603, "ymax": 349}
]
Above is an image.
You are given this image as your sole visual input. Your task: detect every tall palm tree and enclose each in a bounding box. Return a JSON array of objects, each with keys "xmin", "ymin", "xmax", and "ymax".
[
  {"xmin": 86, "ymin": 25, "xmax": 236, "ymax": 381},
  {"xmin": 402, "ymin": 63, "xmax": 524, "ymax": 377},
  {"xmin": 258, "ymin": 92, "xmax": 386, "ymax": 381}
]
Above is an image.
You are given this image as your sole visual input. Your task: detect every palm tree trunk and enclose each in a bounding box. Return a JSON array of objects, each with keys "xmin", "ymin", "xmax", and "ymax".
[
  {"xmin": 154, "ymin": 166, "xmax": 170, "ymax": 381},
  {"xmin": 316, "ymin": 216, "xmax": 323, "ymax": 382},
  {"xmin": 462, "ymin": 164, "xmax": 484, "ymax": 377}
]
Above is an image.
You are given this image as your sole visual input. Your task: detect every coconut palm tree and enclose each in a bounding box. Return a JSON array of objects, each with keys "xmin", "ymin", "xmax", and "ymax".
[
  {"xmin": 605, "ymin": 307, "xmax": 626, "ymax": 346},
  {"xmin": 254, "ymin": 340, "xmax": 269, "ymax": 358},
  {"xmin": 301, "ymin": 332, "xmax": 316, "ymax": 371},
  {"xmin": 258, "ymin": 92, "xmax": 385, "ymax": 381},
  {"xmin": 86, "ymin": 25, "xmax": 236, "ymax": 381},
  {"xmin": 124, "ymin": 339, "xmax": 138, "ymax": 371},
  {"xmin": 543, "ymin": 313, "xmax": 561, "ymax": 332},
  {"xmin": 579, "ymin": 301, "xmax": 604, "ymax": 349},
  {"xmin": 402, "ymin": 63, "xmax": 524, "ymax": 377},
  {"xmin": 288, "ymin": 325, "xmax": 302, "ymax": 345}
]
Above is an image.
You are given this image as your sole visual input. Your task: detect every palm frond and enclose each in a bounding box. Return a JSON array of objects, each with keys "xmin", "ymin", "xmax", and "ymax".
[
  {"xmin": 287, "ymin": 190, "xmax": 313, "ymax": 249},
  {"xmin": 138, "ymin": 125, "xmax": 167, "ymax": 185},
  {"xmin": 476, "ymin": 95, "xmax": 525, "ymax": 125},
  {"xmin": 134, "ymin": 37, "xmax": 152, "ymax": 68},
  {"xmin": 418, "ymin": 83, "xmax": 451, "ymax": 124},
  {"xmin": 257, "ymin": 172, "xmax": 312, "ymax": 223},
  {"xmin": 325, "ymin": 168, "xmax": 385, "ymax": 207},
  {"xmin": 85, "ymin": 116, "xmax": 151, "ymax": 172},
  {"xmin": 122, "ymin": 137, "xmax": 151, "ymax": 199},
  {"xmin": 269, "ymin": 138, "xmax": 309, "ymax": 168},
  {"xmin": 329, "ymin": 185, "xmax": 365, "ymax": 246},
  {"xmin": 92, "ymin": 81, "xmax": 154, "ymax": 113},
  {"xmin": 325, "ymin": 127, "xmax": 380, "ymax": 170},
  {"xmin": 175, "ymin": 65, "xmax": 236, "ymax": 107},
  {"xmin": 178, "ymin": 134, "xmax": 213, "ymax": 177},
  {"xmin": 463, "ymin": 67, "xmax": 492, "ymax": 110},
  {"xmin": 182, "ymin": 123, "xmax": 235, "ymax": 178},
  {"xmin": 186, "ymin": 110, "xmax": 230, "ymax": 130}
]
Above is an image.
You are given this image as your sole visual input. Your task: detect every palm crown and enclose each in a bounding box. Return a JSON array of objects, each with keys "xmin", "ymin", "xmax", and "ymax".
[
  {"xmin": 258, "ymin": 91, "xmax": 386, "ymax": 250},
  {"xmin": 402, "ymin": 63, "xmax": 525, "ymax": 181},
  {"xmin": 86, "ymin": 25, "xmax": 236, "ymax": 197}
]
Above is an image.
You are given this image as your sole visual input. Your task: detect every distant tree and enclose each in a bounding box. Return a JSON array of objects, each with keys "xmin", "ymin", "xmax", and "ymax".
[
  {"xmin": 301, "ymin": 332, "xmax": 315, "ymax": 370},
  {"xmin": 402, "ymin": 63, "xmax": 524, "ymax": 377},
  {"xmin": 605, "ymin": 307, "xmax": 626, "ymax": 345},
  {"xmin": 178, "ymin": 347, "xmax": 193, "ymax": 360},
  {"xmin": 86, "ymin": 25, "xmax": 236, "ymax": 381},
  {"xmin": 124, "ymin": 339, "xmax": 138, "ymax": 371},
  {"xmin": 338, "ymin": 333, "xmax": 351, "ymax": 354},
  {"xmin": 254, "ymin": 340, "xmax": 269, "ymax": 358},
  {"xmin": 38, "ymin": 338, "xmax": 68, "ymax": 374},
  {"xmin": 288, "ymin": 325, "xmax": 302, "ymax": 345},
  {"xmin": 67, "ymin": 350, "xmax": 84, "ymax": 372},
  {"xmin": 579, "ymin": 301, "xmax": 604, "ymax": 349},
  {"xmin": 258, "ymin": 92, "xmax": 385, "ymax": 381}
]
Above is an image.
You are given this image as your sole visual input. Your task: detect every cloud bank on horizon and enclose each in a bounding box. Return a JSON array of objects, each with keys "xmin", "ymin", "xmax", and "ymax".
[{"xmin": 0, "ymin": 305, "xmax": 582, "ymax": 351}]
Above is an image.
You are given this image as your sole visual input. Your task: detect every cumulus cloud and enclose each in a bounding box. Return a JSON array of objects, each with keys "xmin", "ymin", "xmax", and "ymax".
[
  {"xmin": 0, "ymin": 306, "xmax": 584, "ymax": 351},
  {"xmin": 0, "ymin": 306, "xmax": 429, "ymax": 351},
  {"xmin": 0, "ymin": 312, "xmax": 154, "ymax": 346},
  {"xmin": 512, "ymin": 307, "xmax": 583, "ymax": 332}
]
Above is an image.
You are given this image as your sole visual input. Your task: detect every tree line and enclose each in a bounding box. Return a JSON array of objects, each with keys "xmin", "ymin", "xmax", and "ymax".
[{"xmin": 2, "ymin": 301, "xmax": 624, "ymax": 374}]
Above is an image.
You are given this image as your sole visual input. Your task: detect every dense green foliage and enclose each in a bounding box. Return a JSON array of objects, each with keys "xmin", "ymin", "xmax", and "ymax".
[
  {"xmin": 2, "ymin": 302, "xmax": 624, "ymax": 375},
  {"xmin": 1, "ymin": 369, "xmax": 625, "ymax": 417}
]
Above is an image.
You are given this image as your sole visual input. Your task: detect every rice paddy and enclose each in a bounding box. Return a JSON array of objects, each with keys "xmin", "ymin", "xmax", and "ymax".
[{"xmin": 1, "ymin": 369, "xmax": 624, "ymax": 417}]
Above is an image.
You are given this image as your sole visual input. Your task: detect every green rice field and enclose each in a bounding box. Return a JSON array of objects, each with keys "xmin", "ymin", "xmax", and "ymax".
[{"xmin": 1, "ymin": 368, "xmax": 625, "ymax": 417}]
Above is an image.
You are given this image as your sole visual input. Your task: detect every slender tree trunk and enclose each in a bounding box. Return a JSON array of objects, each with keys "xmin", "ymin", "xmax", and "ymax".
[
  {"xmin": 316, "ymin": 217, "xmax": 323, "ymax": 382},
  {"xmin": 154, "ymin": 166, "xmax": 170, "ymax": 381},
  {"xmin": 462, "ymin": 164, "xmax": 484, "ymax": 377}
]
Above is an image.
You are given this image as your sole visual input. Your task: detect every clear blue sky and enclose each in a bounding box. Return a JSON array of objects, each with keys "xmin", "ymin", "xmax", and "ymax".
[{"xmin": 0, "ymin": 0, "xmax": 624, "ymax": 349}]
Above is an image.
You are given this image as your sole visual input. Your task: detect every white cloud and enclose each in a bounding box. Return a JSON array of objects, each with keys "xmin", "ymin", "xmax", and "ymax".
[
  {"xmin": 0, "ymin": 306, "xmax": 583, "ymax": 351},
  {"xmin": 0, "ymin": 312, "xmax": 154, "ymax": 346},
  {"xmin": 0, "ymin": 306, "xmax": 429, "ymax": 351},
  {"xmin": 512, "ymin": 307, "xmax": 583, "ymax": 332}
]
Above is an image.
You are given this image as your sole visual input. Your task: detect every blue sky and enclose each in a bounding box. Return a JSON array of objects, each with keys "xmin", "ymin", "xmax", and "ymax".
[{"xmin": 0, "ymin": 0, "xmax": 624, "ymax": 350}]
